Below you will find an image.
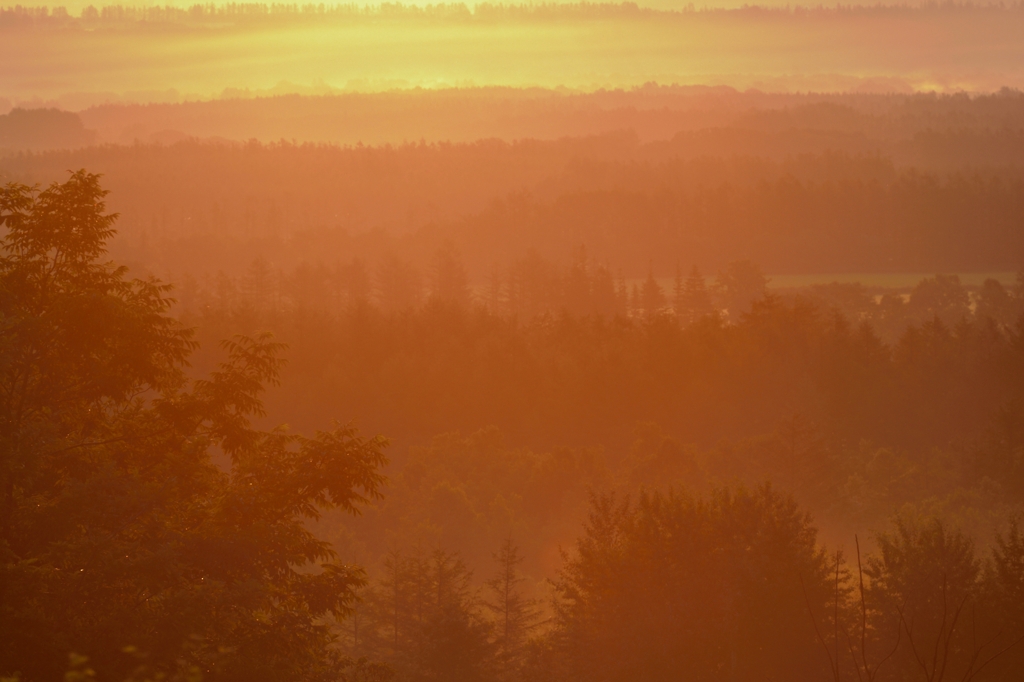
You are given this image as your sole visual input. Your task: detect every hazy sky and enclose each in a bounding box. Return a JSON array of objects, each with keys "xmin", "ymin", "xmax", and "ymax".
[
  {"xmin": 3, "ymin": 2, "xmax": 1023, "ymax": 110},
  {"xmin": 5, "ymin": 1, "xmax": 978, "ymax": 10}
]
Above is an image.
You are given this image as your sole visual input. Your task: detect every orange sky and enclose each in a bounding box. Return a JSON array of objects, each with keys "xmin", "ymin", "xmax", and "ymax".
[{"xmin": 3, "ymin": 3, "xmax": 1023, "ymax": 111}]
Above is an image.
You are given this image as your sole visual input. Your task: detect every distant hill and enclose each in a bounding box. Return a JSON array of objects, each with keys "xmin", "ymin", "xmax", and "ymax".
[
  {"xmin": 0, "ymin": 108, "xmax": 96, "ymax": 152},
  {"xmin": 2, "ymin": 89, "xmax": 1022, "ymax": 279}
]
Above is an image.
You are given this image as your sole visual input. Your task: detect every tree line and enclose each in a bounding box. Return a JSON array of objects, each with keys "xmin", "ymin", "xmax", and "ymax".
[
  {"xmin": 325, "ymin": 486, "xmax": 1024, "ymax": 682},
  {"xmin": 177, "ymin": 247, "xmax": 1024, "ymax": 338},
  {"xmin": 177, "ymin": 246, "xmax": 1024, "ymax": 455},
  {"xmin": 5, "ymin": 99, "xmax": 1024, "ymax": 277}
]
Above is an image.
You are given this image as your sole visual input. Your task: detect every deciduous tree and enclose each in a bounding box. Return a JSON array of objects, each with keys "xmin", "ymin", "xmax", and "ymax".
[{"xmin": 0, "ymin": 172, "xmax": 388, "ymax": 682}]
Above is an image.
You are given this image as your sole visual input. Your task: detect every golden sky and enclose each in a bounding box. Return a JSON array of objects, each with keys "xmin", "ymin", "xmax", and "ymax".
[{"xmin": 2, "ymin": 3, "xmax": 1023, "ymax": 110}]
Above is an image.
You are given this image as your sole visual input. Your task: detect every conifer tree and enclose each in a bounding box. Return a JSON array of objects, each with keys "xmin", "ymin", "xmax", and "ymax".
[
  {"xmin": 672, "ymin": 262, "xmax": 684, "ymax": 318},
  {"xmin": 640, "ymin": 266, "xmax": 666, "ymax": 320},
  {"xmin": 486, "ymin": 537, "xmax": 541, "ymax": 679},
  {"xmin": 679, "ymin": 265, "xmax": 714, "ymax": 325}
]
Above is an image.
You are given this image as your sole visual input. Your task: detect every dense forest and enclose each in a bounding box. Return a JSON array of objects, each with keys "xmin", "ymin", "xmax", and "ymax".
[
  {"xmin": 3, "ymin": 55, "xmax": 1024, "ymax": 682},
  {"xmin": 2, "ymin": 145, "xmax": 1021, "ymax": 274},
  {"xmin": 3, "ymin": 171, "xmax": 1024, "ymax": 682},
  {"xmin": 6, "ymin": 1, "xmax": 1024, "ymax": 679},
  {"xmin": 3, "ymin": 89, "xmax": 1024, "ymax": 280}
]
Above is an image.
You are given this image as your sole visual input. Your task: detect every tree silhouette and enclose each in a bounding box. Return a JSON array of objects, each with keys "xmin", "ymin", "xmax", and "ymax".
[
  {"xmin": 486, "ymin": 536, "xmax": 541, "ymax": 679},
  {"xmin": 715, "ymin": 259, "xmax": 768, "ymax": 323},
  {"xmin": 674, "ymin": 265, "xmax": 715, "ymax": 326},
  {"xmin": 430, "ymin": 242, "xmax": 471, "ymax": 309},
  {"xmin": 552, "ymin": 486, "xmax": 833, "ymax": 682},
  {"xmin": 639, "ymin": 265, "xmax": 666, "ymax": 320},
  {"xmin": 0, "ymin": 172, "xmax": 388, "ymax": 682}
]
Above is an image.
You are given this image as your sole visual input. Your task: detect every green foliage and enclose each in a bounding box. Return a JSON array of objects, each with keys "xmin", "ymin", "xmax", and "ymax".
[{"xmin": 0, "ymin": 172, "xmax": 388, "ymax": 681}]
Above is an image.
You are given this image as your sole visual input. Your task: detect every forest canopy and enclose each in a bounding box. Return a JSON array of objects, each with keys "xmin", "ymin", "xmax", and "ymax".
[
  {"xmin": 2, "ymin": 172, "xmax": 1023, "ymax": 682},
  {"xmin": 5, "ymin": 88, "xmax": 1024, "ymax": 278}
]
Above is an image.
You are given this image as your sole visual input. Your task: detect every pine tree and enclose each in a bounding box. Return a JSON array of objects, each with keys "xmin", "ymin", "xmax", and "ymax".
[
  {"xmin": 242, "ymin": 256, "xmax": 275, "ymax": 313},
  {"xmin": 419, "ymin": 548, "xmax": 493, "ymax": 682},
  {"xmin": 486, "ymin": 537, "xmax": 541, "ymax": 679},
  {"xmin": 680, "ymin": 265, "xmax": 715, "ymax": 325},
  {"xmin": 672, "ymin": 262, "xmax": 685, "ymax": 318},
  {"xmin": 430, "ymin": 242, "xmax": 471, "ymax": 308},
  {"xmin": 640, "ymin": 266, "xmax": 666, "ymax": 320},
  {"xmin": 378, "ymin": 548, "xmax": 407, "ymax": 657},
  {"xmin": 486, "ymin": 264, "xmax": 505, "ymax": 315}
]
